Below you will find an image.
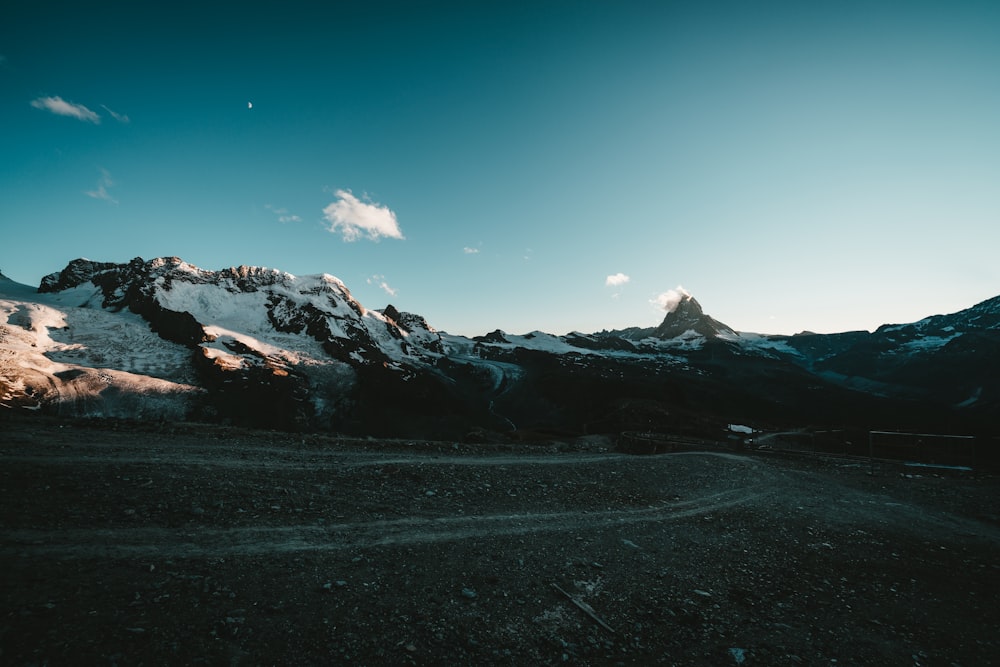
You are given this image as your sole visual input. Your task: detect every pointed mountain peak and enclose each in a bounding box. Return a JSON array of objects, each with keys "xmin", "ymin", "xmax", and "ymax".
[
  {"xmin": 652, "ymin": 289, "xmax": 734, "ymax": 339},
  {"xmin": 668, "ymin": 292, "xmax": 704, "ymax": 317}
]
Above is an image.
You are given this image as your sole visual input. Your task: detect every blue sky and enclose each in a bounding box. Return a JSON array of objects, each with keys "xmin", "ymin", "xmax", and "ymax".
[{"xmin": 2, "ymin": 1, "xmax": 999, "ymax": 337}]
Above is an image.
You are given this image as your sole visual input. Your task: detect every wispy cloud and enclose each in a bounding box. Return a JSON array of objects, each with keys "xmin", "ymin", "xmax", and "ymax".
[
  {"xmin": 100, "ymin": 104, "xmax": 130, "ymax": 123},
  {"xmin": 322, "ymin": 189, "xmax": 403, "ymax": 242},
  {"xmin": 651, "ymin": 286, "xmax": 691, "ymax": 313},
  {"xmin": 463, "ymin": 246, "xmax": 480, "ymax": 254},
  {"xmin": 265, "ymin": 204, "xmax": 301, "ymax": 223},
  {"xmin": 367, "ymin": 274, "xmax": 397, "ymax": 297},
  {"xmin": 605, "ymin": 272, "xmax": 630, "ymax": 287},
  {"xmin": 30, "ymin": 96, "xmax": 100, "ymax": 123},
  {"xmin": 84, "ymin": 168, "xmax": 117, "ymax": 204}
]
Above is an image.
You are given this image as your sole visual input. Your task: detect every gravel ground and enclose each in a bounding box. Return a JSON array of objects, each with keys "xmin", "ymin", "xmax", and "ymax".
[{"xmin": 2, "ymin": 417, "xmax": 999, "ymax": 665}]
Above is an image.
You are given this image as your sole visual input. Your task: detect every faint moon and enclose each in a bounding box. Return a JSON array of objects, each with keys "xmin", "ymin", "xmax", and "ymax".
[{"xmin": 248, "ymin": 102, "xmax": 253, "ymax": 109}]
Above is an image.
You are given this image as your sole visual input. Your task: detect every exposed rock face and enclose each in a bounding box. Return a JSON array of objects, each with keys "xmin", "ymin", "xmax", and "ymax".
[
  {"xmin": 652, "ymin": 294, "xmax": 736, "ymax": 339},
  {"xmin": 474, "ymin": 330, "xmax": 510, "ymax": 344},
  {"xmin": 192, "ymin": 346, "xmax": 318, "ymax": 431},
  {"xmin": 379, "ymin": 304, "xmax": 445, "ymax": 355},
  {"xmin": 39, "ymin": 258, "xmax": 120, "ymax": 293}
]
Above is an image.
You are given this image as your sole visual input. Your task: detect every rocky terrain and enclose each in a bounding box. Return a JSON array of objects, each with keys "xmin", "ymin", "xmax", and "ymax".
[{"xmin": 2, "ymin": 415, "xmax": 998, "ymax": 665}]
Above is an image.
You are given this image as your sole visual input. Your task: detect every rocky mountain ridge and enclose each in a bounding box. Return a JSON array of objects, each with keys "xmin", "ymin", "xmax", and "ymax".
[{"xmin": 2, "ymin": 257, "xmax": 997, "ymax": 437}]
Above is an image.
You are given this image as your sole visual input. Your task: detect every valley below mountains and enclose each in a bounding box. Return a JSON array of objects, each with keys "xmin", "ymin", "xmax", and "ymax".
[{"xmin": 1, "ymin": 256, "xmax": 998, "ymax": 441}]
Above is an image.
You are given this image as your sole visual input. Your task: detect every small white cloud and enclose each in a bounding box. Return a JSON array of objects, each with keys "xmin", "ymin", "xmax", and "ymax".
[
  {"xmin": 322, "ymin": 189, "xmax": 403, "ymax": 242},
  {"xmin": 367, "ymin": 274, "xmax": 397, "ymax": 297},
  {"xmin": 651, "ymin": 286, "xmax": 691, "ymax": 313},
  {"xmin": 100, "ymin": 104, "xmax": 130, "ymax": 123},
  {"xmin": 265, "ymin": 204, "xmax": 302, "ymax": 223},
  {"xmin": 463, "ymin": 246, "xmax": 480, "ymax": 254},
  {"xmin": 605, "ymin": 273, "xmax": 630, "ymax": 287},
  {"xmin": 31, "ymin": 96, "xmax": 100, "ymax": 123},
  {"xmin": 84, "ymin": 168, "xmax": 117, "ymax": 204}
]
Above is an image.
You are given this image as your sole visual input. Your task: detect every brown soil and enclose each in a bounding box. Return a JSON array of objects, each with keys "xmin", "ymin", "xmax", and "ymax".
[{"xmin": 2, "ymin": 416, "xmax": 998, "ymax": 665}]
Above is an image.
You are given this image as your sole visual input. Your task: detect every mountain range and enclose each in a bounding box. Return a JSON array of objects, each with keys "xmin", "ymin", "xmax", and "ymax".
[{"xmin": 2, "ymin": 256, "xmax": 997, "ymax": 439}]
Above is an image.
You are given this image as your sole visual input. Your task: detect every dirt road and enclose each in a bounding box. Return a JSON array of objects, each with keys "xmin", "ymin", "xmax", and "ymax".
[{"xmin": 2, "ymin": 417, "xmax": 998, "ymax": 665}]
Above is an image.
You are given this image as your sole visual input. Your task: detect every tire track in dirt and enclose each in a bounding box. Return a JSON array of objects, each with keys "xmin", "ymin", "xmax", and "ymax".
[
  {"xmin": 2, "ymin": 442, "xmax": 774, "ymax": 559},
  {"xmin": 0, "ymin": 451, "xmax": 630, "ymax": 469},
  {"xmin": 0, "ymin": 487, "xmax": 767, "ymax": 560},
  {"xmin": 0, "ymin": 448, "xmax": 763, "ymax": 470}
]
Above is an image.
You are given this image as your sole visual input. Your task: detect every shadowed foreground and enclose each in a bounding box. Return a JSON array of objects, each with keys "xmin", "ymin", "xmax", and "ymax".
[{"xmin": 2, "ymin": 417, "xmax": 998, "ymax": 665}]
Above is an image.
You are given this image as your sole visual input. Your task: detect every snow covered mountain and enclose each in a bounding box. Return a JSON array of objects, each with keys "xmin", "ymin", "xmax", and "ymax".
[
  {"xmin": 37, "ymin": 256, "xmax": 441, "ymax": 366},
  {"xmin": 3, "ymin": 257, "xmax": 471, "ymax": 432},
  {"xmin": 2, "ymin": 257, "xmax": 997, "ymax": 437},
  {"xmin": 1, "ymin": 265, "xmax": 202, "ymax": 420}
]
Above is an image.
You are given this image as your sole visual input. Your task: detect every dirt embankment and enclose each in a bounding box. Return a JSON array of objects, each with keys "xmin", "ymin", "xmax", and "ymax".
[{"xmin": 2, "ymin": 417, "xmax": 998, "ymax": 665}]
